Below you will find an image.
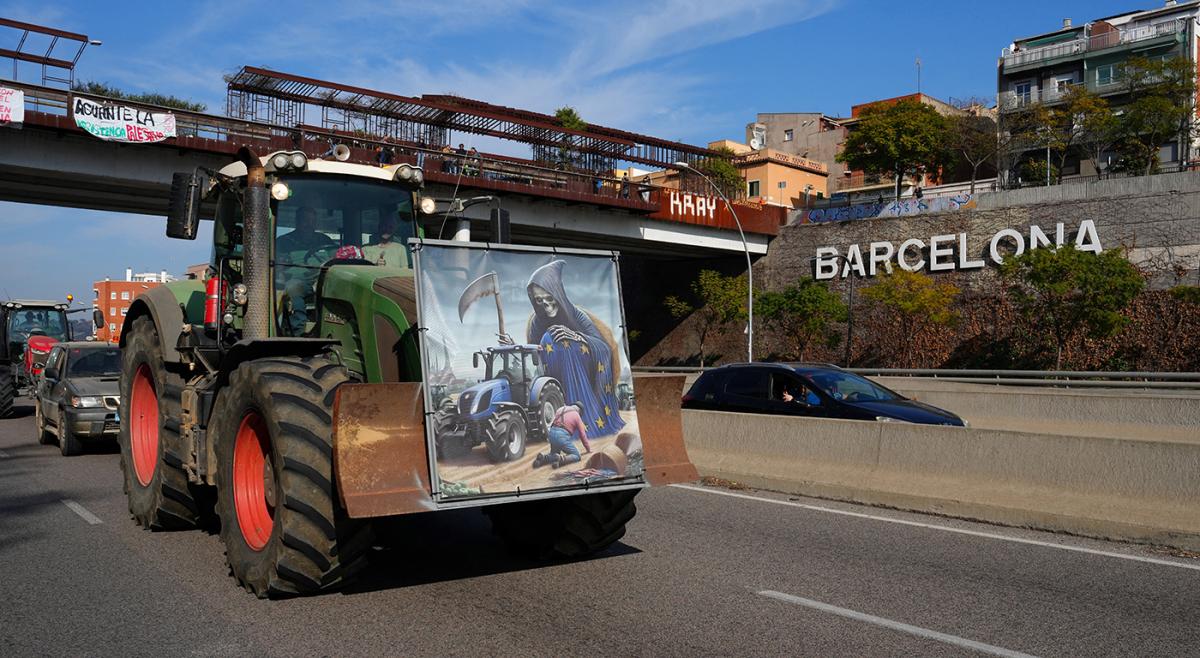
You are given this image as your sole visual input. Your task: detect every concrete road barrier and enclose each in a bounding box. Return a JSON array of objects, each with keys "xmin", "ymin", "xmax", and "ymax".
[{"xmin": 682, "ymin": 409, "xmax": 1200, "ymax": 550}]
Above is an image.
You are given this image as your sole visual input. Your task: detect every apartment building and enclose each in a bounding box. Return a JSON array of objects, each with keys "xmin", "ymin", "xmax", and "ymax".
[
  {"xmin": 998, "ymin": 1, "xmax": 1200, "ymax": 175},
  {"xmin": 92, "ymin": 268, "xmax": 175, "ymax": 342}
]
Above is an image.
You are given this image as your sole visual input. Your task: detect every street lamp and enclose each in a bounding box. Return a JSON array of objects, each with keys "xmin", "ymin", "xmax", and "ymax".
[{"xmin": 674, "ymin": 160, "xmax": 755, "ymax": 362}]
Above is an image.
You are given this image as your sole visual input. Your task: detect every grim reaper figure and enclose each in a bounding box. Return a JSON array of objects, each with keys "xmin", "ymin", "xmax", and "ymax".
[{"xmin": 515, "ymin": 260, "xmax": 624, "ymax": 438}]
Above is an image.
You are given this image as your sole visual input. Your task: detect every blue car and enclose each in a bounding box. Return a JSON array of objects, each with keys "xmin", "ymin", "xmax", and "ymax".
[{"xmin": 682, "ymin": 362, "xmax": 965, "ymax": 426}]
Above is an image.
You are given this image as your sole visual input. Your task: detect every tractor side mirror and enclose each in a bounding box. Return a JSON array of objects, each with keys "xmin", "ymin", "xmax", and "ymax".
[
  {"xmin": 166, "ymin": 170, "xmax": 205, "ymax": 240},
  {"xmin": 473, "ymin": 352, "xmax": 479, "ymax": 369},
  {"xmin": 43, "ymin": 367, "xmax": 58, "ymax": 381},
  {"xmin": 93, "ymin": 309, "xmax": 104, "ymax": 330}
]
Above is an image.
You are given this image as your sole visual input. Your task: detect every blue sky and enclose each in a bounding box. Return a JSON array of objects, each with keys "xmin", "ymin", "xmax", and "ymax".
[{"xmin": 1, "ymin": 0, "xmax": 1148, "ymax": 301}]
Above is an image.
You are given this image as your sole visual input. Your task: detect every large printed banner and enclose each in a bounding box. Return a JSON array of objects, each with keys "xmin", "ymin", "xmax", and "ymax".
[
  {"xmin": 0, "ymin": 87, "xmax": 24, "ymax": 125},
  {"xmin": 413, "ymin": 241, "xmax": 644, "ymax": 501},
  {"xmin": 73, "ymin": 97, "xmax": 176, "ymax": 143}
]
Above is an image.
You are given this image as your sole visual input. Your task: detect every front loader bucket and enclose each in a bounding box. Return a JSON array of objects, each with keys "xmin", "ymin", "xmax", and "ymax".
[
  {"xmin": 332, "ymin": 375, "xmax": 698, "ymax": 519},
  {"xmin": 333, "ymin": 382, "xmax": 437, "ymax": 518},
  {"xmin": 631, "ymin": 374, "xmax": 700, "ymax": 486}
]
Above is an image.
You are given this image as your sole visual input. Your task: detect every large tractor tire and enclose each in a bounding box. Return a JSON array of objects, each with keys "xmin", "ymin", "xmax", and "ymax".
[
  {"xmin": 534, "ymin": 380, "xmax": 565, "ymax": 439},
  {"xmin": 211, "ymin": 355, "xmax": 370, "ymax": 598},
  {"xmin": 485, "ymin": 489, "xmax": 638, "ymax": 560},
  {"xmin": 485, "ymin": 411, "xmax": 527, "ymax": 463},
  {"xmin": 0, "ymin": 368, "xmax": 13, "ymax": 419},
  {"xmin": 119, "ymin": 316, "xmax": 203, "ymax": 530}
]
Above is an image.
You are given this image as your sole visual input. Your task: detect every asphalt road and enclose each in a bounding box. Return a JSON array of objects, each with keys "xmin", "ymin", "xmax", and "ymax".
[{"xmin": 2, "ymin": 394, "xmax": 1199, "ymax": 657}]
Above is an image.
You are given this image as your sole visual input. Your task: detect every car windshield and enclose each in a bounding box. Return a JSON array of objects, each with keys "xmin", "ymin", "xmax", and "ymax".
[
  {"xmin": 67, "ymin": 348, "xmax": 121, "ymax": 377},
  {"xmin": 7, "ymin": 308, "xmax": 69, "ymax": 342},
  {"xmin": 805, "ymin": 370, "xmax": 899, "ymax": 402}
]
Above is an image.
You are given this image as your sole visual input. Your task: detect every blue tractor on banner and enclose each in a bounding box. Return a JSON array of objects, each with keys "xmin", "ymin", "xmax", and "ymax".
[{"xmin": 436, "ymin": 344, "xmax": 565, "ymax": 462}]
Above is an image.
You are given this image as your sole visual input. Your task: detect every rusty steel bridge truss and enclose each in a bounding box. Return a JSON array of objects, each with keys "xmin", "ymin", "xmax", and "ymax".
[{"xmin": 224, "ymin": 66, "xmax": 714, "ymax": 172}]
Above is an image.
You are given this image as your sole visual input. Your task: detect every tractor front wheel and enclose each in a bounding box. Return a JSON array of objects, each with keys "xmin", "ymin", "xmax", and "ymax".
[
  {"xmin": 118, "ymin": 316, "xmax": 203, "ymax": 530},
  {"xmin": 485, "ymin": 489, "xmax": 638, "ymax": 560},
  {"xmin": 0, "ymin": 368, "xmax": 13, "ymax": 419},
  {"xmin": 486, "ymin": 412, "xmax": 526, "ymax": 463},
  {"xmin": 212, "ymin": 355, "xmax": 370, "ymax": 598}
]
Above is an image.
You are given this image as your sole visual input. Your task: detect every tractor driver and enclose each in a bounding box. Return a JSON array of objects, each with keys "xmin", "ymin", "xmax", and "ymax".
[
  {"xmin": 363, "ymin": 214, "xmax": 409, "ymax": 271},
  {"xmin": 276, "ymin": 206, "xmax": 337, "ymax": 335}
]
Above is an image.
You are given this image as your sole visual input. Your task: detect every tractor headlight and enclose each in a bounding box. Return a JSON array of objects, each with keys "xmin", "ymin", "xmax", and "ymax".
[
  {"xmin": 290, "ymin": 152, "xmax": 307, "ymax": 169},
  {"xmin": 411, "ymin": 169, "xmax": 423, "ymax": 185},
  {"xmin": 271, "ymin": 182, "xmax": 291, "ymax": 201},
  {"xmin": 419, "ymin": 196, "xmax": 437, "ymax": 215},
  {"xmin": 72, "ymin": 396, "xmax": 104, "ymax": 408},
  {"xmin": 396, "ymin": 165, "xmax": 414, "ymax": 182},
  {"xmin": 232, "ymin": 283, "xmax": 248, "ymax": 306},
  {"xmin": 272, "ymin": 153, "xmax": 290, "ymax": 170}
]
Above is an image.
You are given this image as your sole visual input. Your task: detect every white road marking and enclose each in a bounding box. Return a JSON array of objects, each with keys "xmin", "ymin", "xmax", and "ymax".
[
  {"xmin": 758, "ymin": 590, "xmax": 1038, "ymax": 658},
  {"xmin": 673, "ymin": 484, "xmax": 1200, "ymax": 572},
  {"xmin": 62, "ymin": 499, "xmax": 103, "ymax": 525}
]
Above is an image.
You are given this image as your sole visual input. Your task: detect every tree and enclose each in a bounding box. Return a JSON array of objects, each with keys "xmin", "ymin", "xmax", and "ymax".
[
  {"xmin": 756, "ymin": 280, "xmax": 847, "ymax": 360},
  {"xmin": 1114, "ymin": 56, "xmax": 1198, "ymax": 174},
  {"xmin": 1030, "ymin": 85, "xmax": 1111, "ymax": 183},
  {"xmin": 947, "ymin": 114, "xmax": 999, "ymax": 193},
  {"xmin": 999, "ymin": 246, "xmax": 1144, "ymax": 370},
  {"xmin": 698, "ymin": 145, "xmax": 744, "ymax": 200},
  {"xmin": 553, "ymin": 106, "xmax": 587, "ymax": 168},
  {"xmin": 860, "ymin": 270, "xmax": 958, "ymax": 368},
  {"xmin": 836, "ymin": 99, "xmax": 949, "ymax": 190},
  {"xmin": 72, "ymin": 81, "xmax": 207, "ymax": 112},
  {"xmin": 664, "ymin": 270, "xmax": 746, "ymax": 367}
]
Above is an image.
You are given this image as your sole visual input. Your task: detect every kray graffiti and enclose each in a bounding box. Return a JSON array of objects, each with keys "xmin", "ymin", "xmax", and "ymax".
[{"xmin": 802, "ymin": 194, "xmax": 976, "ymax": 224}]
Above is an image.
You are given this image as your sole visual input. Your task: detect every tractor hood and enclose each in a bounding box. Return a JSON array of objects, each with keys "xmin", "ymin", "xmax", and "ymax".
[
  {"xmin": 26, "ymin": 335, "xmax": 58, "ymax": 355},
  {"xmin": 317, "ymin": 264, "xmax": 421, "ymax": 383},
  {"xmin": 457, "ymin": 378, "xmax": 511, "ymax": 420}
]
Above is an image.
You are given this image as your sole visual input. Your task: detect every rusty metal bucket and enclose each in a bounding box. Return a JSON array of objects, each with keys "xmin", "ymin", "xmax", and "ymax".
[{"xmin": 332, "ymin": 375, "xmax": 698, "ymax": 519}]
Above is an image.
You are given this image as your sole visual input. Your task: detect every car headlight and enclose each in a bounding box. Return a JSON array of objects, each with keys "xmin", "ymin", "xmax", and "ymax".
[
  {"xmin": 961, "ymin": 419, "xmax": 970, "ymax": 428},
  {"xmin": 71, "ymin": 396, "xmax": 105, "ymax": 408}
]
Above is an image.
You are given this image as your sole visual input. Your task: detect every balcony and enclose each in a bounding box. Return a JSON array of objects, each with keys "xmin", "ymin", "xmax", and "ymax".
[
  {"xmin": 997, "ymin": 84, "xmax": 1077, "ymax": 112},
  {"xmin": 1001, "ymin": 19, "xmax": 1185, "ymax": 73}
]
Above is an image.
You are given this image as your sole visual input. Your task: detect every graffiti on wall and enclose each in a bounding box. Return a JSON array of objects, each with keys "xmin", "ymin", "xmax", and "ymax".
[{"xmin": 800, "ymin": 193, "xmax": 976, "ymax": 224}]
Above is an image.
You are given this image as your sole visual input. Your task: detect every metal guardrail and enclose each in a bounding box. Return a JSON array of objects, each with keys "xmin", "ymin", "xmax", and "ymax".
[{"xmin": 632, "ymin": 366, "xmax": 1200, "ymax": 390}]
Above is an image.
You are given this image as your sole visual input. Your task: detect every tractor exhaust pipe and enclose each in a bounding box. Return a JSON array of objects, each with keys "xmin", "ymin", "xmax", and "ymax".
[{"xmin": 238, "ymin": 147, "xmax": 272, "ymax": 340}]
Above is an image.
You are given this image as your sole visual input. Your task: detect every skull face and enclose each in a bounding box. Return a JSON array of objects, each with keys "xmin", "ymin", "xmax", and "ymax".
[{"xmin": 530, "ymin": 284, "xmax": 559, "ymax": 318}]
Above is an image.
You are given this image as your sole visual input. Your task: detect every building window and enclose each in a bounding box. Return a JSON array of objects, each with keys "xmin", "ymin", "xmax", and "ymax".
[
  {"xmin": 747, "ymin": 180, "xmax": 761, "ymax": 197},
  {"xmin": 121, "ymin": 291, "xmax": 130, "ymax": 300},
  {"xmin": 1096, "ymin": 64, "xmax": 1121, "ymax": 87},
  {"xmin": 110, "ymin": 307, "xmax": 116, "ymax": 316},
  {"xmin": 1013, "ymin": 81, "xmax": 1033, "ymax": 104},
  {"xmin": 1053, "ymin": 75, "xmax": 1075, "ymax": 93},
  {"xmin": 120, "ymin": 308, "xmax": 128, "ymax": 316},
  {"xmin": 783, "ymin": 129, "xmax": 794, "ymax": 142},
  {"xmin": 110, "ymin": 291, "xmax": 116, "ymax": 300},
  {"xmin": 109, "ymin": 323, "xmax": 116, "ymax": 331}
]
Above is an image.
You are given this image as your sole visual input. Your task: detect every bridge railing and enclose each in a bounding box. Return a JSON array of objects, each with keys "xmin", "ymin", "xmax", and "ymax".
[{"xmin": 7, "ymin": 80, "xmax": 663, "ymax": 210}]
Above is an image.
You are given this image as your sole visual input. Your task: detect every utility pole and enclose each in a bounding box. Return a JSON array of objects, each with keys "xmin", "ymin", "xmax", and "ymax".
[{"xmin": 916, "ymin": 57, "xmax": 922, "ymax": 94}]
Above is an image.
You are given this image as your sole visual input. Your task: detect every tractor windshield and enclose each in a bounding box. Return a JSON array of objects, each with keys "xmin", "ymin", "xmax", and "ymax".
[{"xmin": 7, "ymin": 308, "xmax": 69, "ymax": 343}]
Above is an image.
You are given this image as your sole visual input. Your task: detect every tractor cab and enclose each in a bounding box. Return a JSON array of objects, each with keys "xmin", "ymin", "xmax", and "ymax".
[{"xmin": 2, "ymin": 300, "xmax": 72, "ymax": 389}]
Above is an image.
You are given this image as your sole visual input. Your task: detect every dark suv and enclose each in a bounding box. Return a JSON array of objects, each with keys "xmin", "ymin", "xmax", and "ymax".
[
  {"xmin": 682, "ymin": 362, "xmax": 965, "ymax": 426},
  {"xmin": 34, "ymin": 342, "xmax": 122, "ymax": 455}
]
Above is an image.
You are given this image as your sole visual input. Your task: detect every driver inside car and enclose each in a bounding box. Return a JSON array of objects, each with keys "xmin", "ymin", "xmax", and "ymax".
[{"xmin": 276, "ymin": 206, "xmax": 337, "ymax": 335}]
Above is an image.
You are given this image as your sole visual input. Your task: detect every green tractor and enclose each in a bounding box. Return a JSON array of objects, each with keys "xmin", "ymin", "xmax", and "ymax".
[{"xmin": 120, "ymin": 147, "xmax": 695, "ymax": 597}]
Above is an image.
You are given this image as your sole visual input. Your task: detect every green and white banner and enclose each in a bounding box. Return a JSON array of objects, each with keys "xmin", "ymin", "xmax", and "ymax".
[{"xmin": 73, "ymin": 97, "xmax": 176, "ymax": 143}]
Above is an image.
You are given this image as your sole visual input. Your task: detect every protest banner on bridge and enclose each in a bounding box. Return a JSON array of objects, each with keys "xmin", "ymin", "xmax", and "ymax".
[
  {"xmin": 0, "ymin": 87, "xmax": 24, "ymax": 125},
  {"xmin": 72, "ymin": 97, "xmax": 176, "ymax": 143}
]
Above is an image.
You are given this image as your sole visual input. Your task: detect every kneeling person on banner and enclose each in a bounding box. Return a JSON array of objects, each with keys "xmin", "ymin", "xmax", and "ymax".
[{"xmin": 533, "ymin": 402, "xmax": 592, "ymax": 469}]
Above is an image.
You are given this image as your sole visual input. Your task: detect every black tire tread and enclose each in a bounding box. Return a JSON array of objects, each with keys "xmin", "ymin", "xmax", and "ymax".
[
  {"xmin": 118, "ymin": 316, "xmax": 202, "ymax": 530},
  {"xmin": 213, "ymin": 355, "xmax": 369, "ymax": 598},
  {"xmin": 485, "ymin": 489, "xmax": 638, "ymax": 560},
  {"xmin": 0, "ymin": 368, "xmax": 13, "ymax": 419}
]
